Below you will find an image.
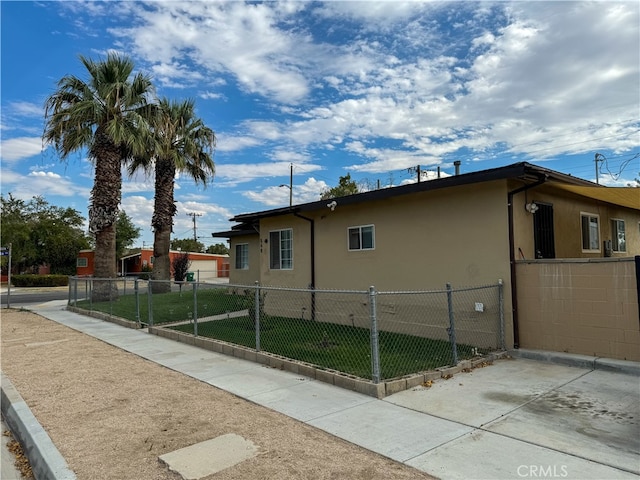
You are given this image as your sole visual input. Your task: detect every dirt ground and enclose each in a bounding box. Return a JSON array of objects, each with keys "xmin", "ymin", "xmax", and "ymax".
[{"xmin": 1, "ymin": 309, "xmax": 435, "ymax": 480}]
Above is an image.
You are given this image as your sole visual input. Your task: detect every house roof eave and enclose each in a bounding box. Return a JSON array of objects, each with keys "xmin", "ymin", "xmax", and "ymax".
[{"xmin": 229, "ymin": 162, "xmax": 596, "ymax": 224}]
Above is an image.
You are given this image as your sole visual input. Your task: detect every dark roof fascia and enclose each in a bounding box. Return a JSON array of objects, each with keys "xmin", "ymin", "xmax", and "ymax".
[
  {"xmin": 212, "ymin": 220, "xmax": 259, "ymax": 238},
  {"xmin": 212, "ymin": 228, "xmax": 256, "ymax": 238},
  {"xmin": 230, "ymin": 162, "xmax": 595, "ymax": 223}
]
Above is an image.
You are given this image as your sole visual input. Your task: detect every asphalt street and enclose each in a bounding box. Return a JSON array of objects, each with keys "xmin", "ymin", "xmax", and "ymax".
[{"xmin": 1, "ymin": 286, "xmax": 70, "ymax": 308}]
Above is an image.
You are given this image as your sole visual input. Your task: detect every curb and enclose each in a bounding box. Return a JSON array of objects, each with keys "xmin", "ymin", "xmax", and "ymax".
[
  {"xmin": 508, "ymin": 349, "xmax": 640, "ymax": 376},
  {"xmin": 1, "ymin": 372, "xmax": 76, "ymax": 480}
]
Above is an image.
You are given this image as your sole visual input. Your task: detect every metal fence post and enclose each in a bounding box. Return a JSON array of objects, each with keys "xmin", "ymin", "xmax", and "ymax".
[
  {"xmin": 193, "ymin": 281, "xmax": 198, "ymax": 337},
  {"xmin": 498, "ymin": 279, "xmax": 505, "ymax": 350},
  {"xmin": 446, "ymin": 283, "xmax": 458, "ymax": 365},
  {"xmin": 255, "ymin": 281, "xmax": 261, "ymax": 352},
  {"xmin": 147, "ymin": 280, "xmax": 153, "ymax": 327},
  {"xmin": 134, "ymin": 279, "xmax": 140, "ymax": 326},
  {"xmin": 109, "ymin": 279, "xmax": 114, "ymax": 316},
  {"xmin": 72, "ymin": 277, "xmax": 78, "ymax": 306},
  {"xmin": 369, "ymin": 286, "xmax": 381, "ymax": 384}
]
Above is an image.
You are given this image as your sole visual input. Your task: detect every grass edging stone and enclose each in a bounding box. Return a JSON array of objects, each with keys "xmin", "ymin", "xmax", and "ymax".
[
  {"xmin": 66, "ymin": 306, "xmax": 141, "ymax": 330},
  {"xmin": 148, "ymin": 326, "xmax": 389, "ymax": 398},
  {"xmin": 147, "ymin": 327, "xmax": 507, "ymax": 398}
]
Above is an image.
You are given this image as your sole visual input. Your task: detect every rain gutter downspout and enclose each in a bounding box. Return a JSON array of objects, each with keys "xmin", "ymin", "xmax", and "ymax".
[
  {"xmin": 293, "ymin": 211, "xmax": 316, "ymax": 320},
  {"xmin": 507, "ymin": 175, "xmax": 547, "ymax": 348}
]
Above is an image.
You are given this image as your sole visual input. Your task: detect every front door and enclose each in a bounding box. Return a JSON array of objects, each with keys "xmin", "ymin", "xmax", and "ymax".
[{"xmin": 533, "ymin": 203, "xmax": 555, "ymax": 258}]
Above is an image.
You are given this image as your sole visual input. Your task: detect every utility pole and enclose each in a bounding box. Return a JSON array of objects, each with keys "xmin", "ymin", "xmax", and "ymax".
[
  {"xmin": 594, "ymin": 153, "xmax": 605, "ymax": 185},
  {"xmin": 186, "ymin": 213, "xmax": 202, "ymax": 240},
  {"xmin": 408, "ymin": 165, "xmax": 422, "ymax": 183}
]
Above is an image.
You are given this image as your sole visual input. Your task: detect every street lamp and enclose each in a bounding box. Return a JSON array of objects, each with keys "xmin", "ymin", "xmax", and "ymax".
[
  {"xmin": 279, "ymin": 184, "xmax": 292, "ymax": 207},
  {"xmin": 279, "ymin": 163, "xmax": 293, "ymax": 207}
]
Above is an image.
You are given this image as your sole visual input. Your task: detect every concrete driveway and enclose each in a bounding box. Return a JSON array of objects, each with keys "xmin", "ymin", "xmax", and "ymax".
[{"xmin": 385, "ymin": 357, "xmax": 640, "ymax": 479}]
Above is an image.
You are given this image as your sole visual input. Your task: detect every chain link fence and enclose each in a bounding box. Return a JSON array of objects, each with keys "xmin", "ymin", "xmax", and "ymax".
[{"xmin": 69, "ymin": 277, "xmax": 504, "ymax": 382}]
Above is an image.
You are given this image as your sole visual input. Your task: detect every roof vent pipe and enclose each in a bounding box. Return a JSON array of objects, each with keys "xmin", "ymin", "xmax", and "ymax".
[{"xmin": 454, "ymin": 160, "xmax": 461, "ymax": 175}]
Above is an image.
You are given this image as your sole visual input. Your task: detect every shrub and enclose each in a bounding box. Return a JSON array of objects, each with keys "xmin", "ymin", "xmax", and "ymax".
[
  {"xmin": 243, "ymin": 288, "xmax": 267, "ymax": 328},
  {"xmin": 172, "ymin": 253, "xmax": 191, "ymax": 282},
  {"xmin": 138, "ymin": 264, "xmax": 153, "ymax": 280},
  {"xmin": 11, "ymin": 274, "xmax": 69, "ymax": 287}
]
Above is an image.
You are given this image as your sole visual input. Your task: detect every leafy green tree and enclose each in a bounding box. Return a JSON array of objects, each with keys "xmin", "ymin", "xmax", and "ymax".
[
  {"xmin": 128, "ymin": 98, "xmax": 215, "ymax": 293},
  {"xmin": 43, "ymin": 53, "xmax": 154, "ymax": 300},
  {"xmin": 170, "ymin": 238, "xmax": 205, "ymax": 253},
  {"xmin": 320, "ymin": 173, "xmax": 359, "ymax": 200},
  {"xmin": 0, "ymin": 194, "xmax": 34, "ymax": 275},
  {"xmin": 0, "ymin": 194, "xmax": 91, "ymax": 275},
  {"xmin": 206, "ymin": 243, "xmax": 229, "ymax": 255},
  {"xmin": 115, "ymin": 211, "xmax": 141, "ymax": 260}
]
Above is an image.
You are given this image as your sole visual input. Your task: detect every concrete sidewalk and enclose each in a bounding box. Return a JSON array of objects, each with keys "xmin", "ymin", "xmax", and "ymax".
[{"xmin": 4, "ymin": 300, "xmax": 640, "ymax": 480}]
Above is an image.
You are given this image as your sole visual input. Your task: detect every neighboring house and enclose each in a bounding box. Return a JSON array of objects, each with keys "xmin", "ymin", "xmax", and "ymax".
[
  {"xmin": 76, "ymin": 248, "xmax": 229, "ymax": 280},
  {"xmin": 213, "ymin": 162, "xmax": 640, "ymax": 357}
]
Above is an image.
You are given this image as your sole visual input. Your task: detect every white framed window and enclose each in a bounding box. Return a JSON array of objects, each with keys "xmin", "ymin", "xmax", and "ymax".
[
  {"xmin": 76, "ymin": 257, "xmax": 88, "ymax": 267},
  {"xmin": 269, "ymin": 229, "xmax": 293, "ymax": 270},
  {"xmin": 611, "ymin": 219, "xmax": 626, "ymax": 252},
  {"xmin": 150, "ymin": 256, "xmax": 155, "ymax": 264},
  {"xmin": 348, "ymin": 225, "xmax": 375, "ymax": 251},
  {"xmin": 235, "ymin": 243, "xmax": 249, "ymax": 269},
  {"xmin": 581, "ymin": 213, "xmax": 600, "ymax": 252}
]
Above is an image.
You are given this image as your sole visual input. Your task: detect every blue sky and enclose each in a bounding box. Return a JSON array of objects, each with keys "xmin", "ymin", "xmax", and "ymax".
[{"xmin": 1, "ymin": 1, "xmax": 639, "ymax": 249}]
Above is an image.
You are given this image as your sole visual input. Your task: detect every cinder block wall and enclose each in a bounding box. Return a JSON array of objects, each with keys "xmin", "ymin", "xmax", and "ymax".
[{"xmin": 516, "ymin": 258, "xmax": 639, "ymax": 361}]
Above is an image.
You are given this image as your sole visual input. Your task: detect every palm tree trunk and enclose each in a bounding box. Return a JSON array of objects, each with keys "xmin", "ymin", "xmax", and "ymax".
[
  {"xmin": 151, "ymin": 157, "xmax": 177, "ymax": 294},
  {"xmin": 90, "ymin": 128, "xmax": 121, "ymax": 302},
  {"xmin": 151, "ymin": 225, "xmax": 172, "ymax": 293}
]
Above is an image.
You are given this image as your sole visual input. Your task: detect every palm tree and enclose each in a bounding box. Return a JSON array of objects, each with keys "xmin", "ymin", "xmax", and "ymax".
[
  {"xmin": 129, "ymin": 98, "xmax": 215, "ymax": 293},
  {"xmin": 44, "ymin": 53, "xmax": 154, "ymax": 300}
]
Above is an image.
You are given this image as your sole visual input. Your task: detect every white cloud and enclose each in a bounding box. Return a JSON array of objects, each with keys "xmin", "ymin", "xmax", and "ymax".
[
  {"xmin": 28, "ymin": 171, "xmax": 61, "ymax": 179},
  {"xmin": 216, "ymin": 161, "xmax": 322, "ymax": 185},
  {"xmin": 1, "ymin": 168, "xmax": 89, "ymax": 199},
  {"xmin": 216, "ymin": 135, "xmax": 263, "ymax": 152},
  {"xmin": 8, "ymin": 101, "xmax": 43, "ymax": 117},
  {"xmin": 243, "ymin": 177, "xmax": 328, "ymax": 207},
  {"xmin": 122, "ymin": 180, "xmax": 154, "ymax": 194},
  {"xmin": 1, "ymin": 137, "xmax": 43, "ymax": 162},
  {"xmin": 112, "ymin": 2, "xmax": 315, "ymax": 103}
]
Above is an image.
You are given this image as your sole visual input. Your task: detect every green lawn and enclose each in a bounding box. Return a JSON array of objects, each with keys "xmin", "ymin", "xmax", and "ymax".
[
  {"xmin": 74, "ymin": 287, "xmax": 247, "ymax": 325},
  {"xmin": 74, "ymin": 288, "xmax": 476, "ymax": 380},
  {"xmin": 171, "ymin": 316, "xmax": 473, "ymax": 380}
]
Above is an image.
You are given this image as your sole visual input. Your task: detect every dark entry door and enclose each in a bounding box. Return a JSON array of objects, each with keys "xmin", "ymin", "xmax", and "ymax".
[{"xmin": 533, "ymin": 203, "xmax": 555, "ymax": 258}]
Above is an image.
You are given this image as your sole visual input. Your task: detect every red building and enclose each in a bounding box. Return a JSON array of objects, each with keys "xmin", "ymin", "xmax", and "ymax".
[{"xmin": 76, "ymin": 248, "xmax": 229, "ymax": 280}]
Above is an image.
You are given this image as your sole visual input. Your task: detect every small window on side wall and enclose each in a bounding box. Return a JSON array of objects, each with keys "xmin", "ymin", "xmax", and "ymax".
[
  {"xmin": 77, "ymin": 257, "xmax": 88, "ymax": 268},
  {"xmin": 348, "ymin": 225, "xmax": 375, "ymax": 251},
  {"xmin": 235, "ymin": 243, "xmax": 249, "ymax": 269},
  {"xmin": 611, "ymin": 219, "xmax": 626, "ymax": 252},
  {"xmin": 580, "ymin": 213, "xmax": 600, "ymax": 251}
]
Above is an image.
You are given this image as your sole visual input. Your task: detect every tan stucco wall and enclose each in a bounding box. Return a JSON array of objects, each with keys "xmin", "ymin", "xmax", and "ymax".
[
  {"xmin": 224, "ymin": 179, "xmax": 639, "ymax": 353},
  {"xmin": 229, "ymin": 234, "xmax": 261, "ymax": 286},
  {"xmin": 510, "ymin": 183, "xmax": 640, "ymax": 259},
  {"xmin": 258, "ymin": 215, "xmax": 314, "ymax": 288},
  {"xmin": 246, "ymin": 181, "xmax": 515, "ymax": 347},
  {"xmin": 516, "ymin": 258, "xmax": 640, "ymax": 361},
  {"xmin": 313, "ymin": 181, "xmax": 512, "ymax": 292}
]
